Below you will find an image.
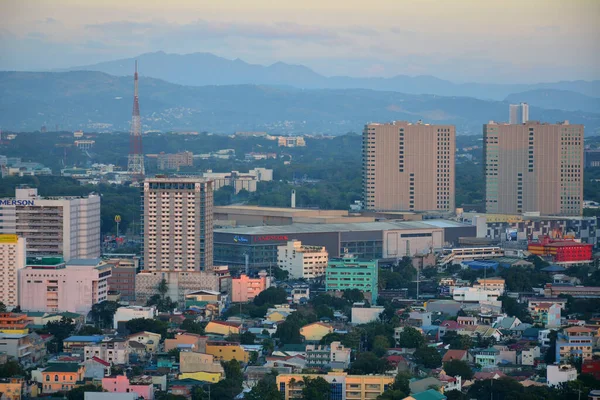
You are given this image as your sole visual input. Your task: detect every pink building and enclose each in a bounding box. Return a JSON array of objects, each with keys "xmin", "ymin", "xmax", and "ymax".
[
  {"xmin": 19, "ymin": 258, "xmax": 111, "ymax": 314},
  {"xmin": 231, "ymin": 270, "xmax": 270, "ymax": 302},
  {"xmin": 102, "ymin": 374, "xmax": 154, "ymax": 400}
]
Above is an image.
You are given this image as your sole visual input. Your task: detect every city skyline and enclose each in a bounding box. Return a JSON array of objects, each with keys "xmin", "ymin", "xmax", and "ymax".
[{"xmin": 1, "ymin": 0, "xmax": 599, "ymax": 83}]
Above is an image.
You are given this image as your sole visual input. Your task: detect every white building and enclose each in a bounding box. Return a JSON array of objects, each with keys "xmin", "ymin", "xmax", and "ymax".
[
  {"xmin": 290, "ymin": 285, "xmax": 310, "ymax": 304},
  {"xmin": 351, "ymin": 306, "xmax": 384, "ymax": 325},
  {"xmin": 19, "ymin": 258, "xmax": 111, "ymax": 314},
  {"xmin": 0, "ymin": 187, "xmax": 101, "ymax": 261},
  {"xmin": 84, "ymin": 338, "xmax": 129, "ymax": 365},
  {"xmin": 452, "ymin": 287, "xmax": 500, "ymax": 302},
  {"xmin": 113, "ymin": 306, "xmax": 157, "ymax": 329},
  {"xmin": 202, "ymin": 168, "xmax": 273, "ymax": 193},
  {"xmin": 520, "ymin": 346, "xmax": 541, "ymax": 366},
  {"xmin": 277, "ymin": 240, "xmax": 328, "ymax": 279},
  {"xmin": 473, "ymin": 278, "xmax": 505, "ymax": 295},
  {"xmin": 0, "ymin": 235, "xmax": 26, "ymax": 309},
  {"xmin": 547, "ymin": 364, "xmax": 577, "ymax": 387}
]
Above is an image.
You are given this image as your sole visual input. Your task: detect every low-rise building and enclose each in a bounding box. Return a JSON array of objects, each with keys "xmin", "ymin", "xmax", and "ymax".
[
  {"xmin": 305, "ymin": 341, "xmax": 351, "ymax": 369},
  {"xmin": 530, "ymin": 303, "xmax": 561, "ymax": 328},
  {"xmin": 205, "ymin": 321, "xmax": 241, "ymax": 337},
  {"xmin": 231, "ymin": 271, "xmax": 270, "ymax": 303},
  {"xmin": 205, "ymin": 341, "xmax": 249, "ymax": 363},
  {"xmin": 520, "ymin": 346, "xmax": 541, "ymax": 366},
  {"xmin": 82, "ymin": 356, "xmax": 111, "ymax": 379},
  {"xmin": 63, "ymin": 335, "xmax": 104, "ymax": 353},
  {"xmin": 126, "ymin": 331, "xmax": 161, "ymax": 354},
  {"xmin": 473, "ymin": 347, "xmax": 499, "ymax": 367},
  {"xmin": 452, "ymin": 287, "xmax": 499, "ymax": 303},
  {"xmin": 113, "ymin": 306, "xmax": 157, "ymax": 330},
  {"xmin": 40, "ymin": 363, "xmax": 85, "ymax": 393},
  {"xmin": 102, "ymin": 374, "xmax": 154, "ymax": 400},
  {"xmin": 276, "ymin": 372, "xmax": 393, "ymax": 400},
  {"xmin": 106, "ymin": 258, "xmax": 139, "ymax": 303},
  {"xmin": 0, "ymin": 333, "xmax": 33, "ymax": 364},
  {"xmin": 164, "ymin": 333, "xmax": 207, "ymax": 353},
  {"xmin": 184, "ymin": 290, "xmax": 227, "ymax": 319},
  {"xmin": 299, "ymin": 322, "xmax": 334, "ymax": 342},
  {"xmin": 290, "ymin": 285, "xmax": 310, "ymax": 304},
  {"xmin": 179, "ymin": 351, "xmax": 225, "ymax": 382},
  {"xmin": 277, "ymin": 240, "xmax": 328, "ymax": 279},
  {"xmin": 556, "ymin": 326, "xmax": 594, "ymax": 362},
  {"xmin": 0, "ymin": 312, "xmax": 31, "ymax": 334},
  {"xmin": 351, "ymin": 306, "xmax": 384, "ymax": 325},
  {"xmin": 84, "ymin": 338, "xmax": 129, "ymax": 365},
  {"xmin": 547, "ymin": 364, "xmax": 577, "ymax": 387}
]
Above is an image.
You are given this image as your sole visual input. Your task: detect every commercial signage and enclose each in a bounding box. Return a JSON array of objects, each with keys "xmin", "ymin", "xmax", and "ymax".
[
  {"xmin": 0, "ymin": 234, "xmax": 18, "ymax": 244},
  {"xmin": 0, "ymin": 199, "xmax": 35, "ymax": 206},
  {"xmin": 233, "ymin": 235, "xmax": 249, "ymax": 243},
  {"xmin": 254, "ymin": 235, "xmax": 289, "ymax": 242}
]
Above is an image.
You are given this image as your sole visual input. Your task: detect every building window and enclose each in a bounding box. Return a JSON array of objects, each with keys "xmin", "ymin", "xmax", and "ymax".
[{"xmin": 54, "ymin": 375, "xmax": 59, "ymax": 382}]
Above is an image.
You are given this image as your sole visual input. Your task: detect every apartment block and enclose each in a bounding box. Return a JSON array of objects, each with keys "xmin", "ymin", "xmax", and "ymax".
[
  {"xmin": 231, "ymin": 271, "xmax": 270, "ymax": 302},
  {"xmin": 106, "ymin": 257, "xmax": 139, "ymax": 303},
  {"xmin": 509, "ymin": 103, "xmax": 529, "ymax": 124},
  {"xmin": 0, "ymin": 188, "xmax": 100, "ymax": 261},
  {"xmin": 19, "ymin": 258, "xmax": 111, "ymax": 314},
  {"xmin": 362, "ymin": 121, "xmax": 455, "ymax": 212},
  {"xmin": 156, "ymin": 151, "xmax": 194, "ymax": 170},
  {"xmin": 325, "ymin": 255, "xmax": 378, "ymax": 302},
  {"xmin": 556, "ymin": 326, "xmax": 594, "ymax": 362},
  {"xmin": 0, "ymin": 235, "xmax": 26, "ymax": 309},
  {"xmin": 277, "ymin": 240, "xmax": 328, "ymax": 279},
  {"xmin": 277, "ymin": 372, "xmax": 393, "ymax": 400},
  {"xmin": 142, "ymin": 177, "xmax": 214, "ymax": 271},
  {"xmin": 484, "ymin": 121, "xmax": 583, "ymax": 216}
]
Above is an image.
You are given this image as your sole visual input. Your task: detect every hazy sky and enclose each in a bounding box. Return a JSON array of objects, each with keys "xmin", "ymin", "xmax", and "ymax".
[{"xmin": 1, "ymin": 0, "xmax": 599, "ymax": 83}]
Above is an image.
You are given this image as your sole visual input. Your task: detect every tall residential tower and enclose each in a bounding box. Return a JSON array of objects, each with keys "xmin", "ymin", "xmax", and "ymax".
[
  {"xmin": 362, "ymin": 121, "xmax": 455, "ymax": 212},
  {"xmin": 484, "ymin": 120, "xmax": 583, "ymax": 216}
]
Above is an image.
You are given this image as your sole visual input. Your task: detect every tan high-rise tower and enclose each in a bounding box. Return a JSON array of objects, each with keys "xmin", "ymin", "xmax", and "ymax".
[
  {"xmin": 362, "ymin": 121, "xmax": 455, "ymax": 211},
  {"xmin": 484, "ymin": 121, "xmax": 583, "ymax": 216}
]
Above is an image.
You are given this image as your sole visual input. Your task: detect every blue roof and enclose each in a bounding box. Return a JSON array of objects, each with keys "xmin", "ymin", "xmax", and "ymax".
[
  {"xmin": 463, "ymin": 260, "xmax": 499, "ymax": 270},
  {"xmin": 541, "ymin": 265, "xmax": 566, "ymax": 272},
  {"xmin": 64, "ymin": 335, "xmax": 104, "ymax": 342}
]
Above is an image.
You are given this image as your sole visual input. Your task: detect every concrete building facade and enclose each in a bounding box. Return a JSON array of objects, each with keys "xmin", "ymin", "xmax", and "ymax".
[
  {"xmin": 509, "ymin": 103, "xmax": 529, "ymax": 124},
  {"xmin": 0, "ymin": 234, "xmax": 26, "ymax": 309},
  {"xmin": 483, "ymin": 121, "xmax": 583, "ymax": 216},
  {"xmin": 19, "ymin": 258, "xmax": 111, "ymax": 314},
  {"xmin": 277, "ymin": 240, "xmax": 328, "ymax": 279},
  {"xmin": 0, "ymin": 188, "xmax": 101, "ymax": 261},
  {"xmin": 362, "ymin": 121, "xmax": 455, "ymax": 212},
  {"xmin": 231, "ymin": 271, "xmax": 270, "ymax": 302},
  {"xmin": 325, "ymin": 255, "xmax": 378, "ymax": 302}
]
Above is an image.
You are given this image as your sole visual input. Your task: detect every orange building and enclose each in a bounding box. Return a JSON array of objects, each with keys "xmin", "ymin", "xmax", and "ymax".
[
  {"xmin": 0, "ymin": 313, "xmax": 31, "ymax": 334},
  {"xmin": 231, "ymin": 271, "xmax": 270, "ymax": 302},
  {"xmin": 41, "ymin": 363, "xmax": 85, "ymax": 393}
]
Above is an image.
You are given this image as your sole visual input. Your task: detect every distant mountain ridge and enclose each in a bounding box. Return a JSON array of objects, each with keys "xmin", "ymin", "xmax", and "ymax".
[
  {"xmin": 1, "ymin": 70, "xmax": 599, "ymax": 135},
  {"xmin": 505, "ymin": 89, "xmax": 600, "ymax": 114},
  {"xmin": 57, "ymin": 51, "xmax": 600, "ymax": 102}
]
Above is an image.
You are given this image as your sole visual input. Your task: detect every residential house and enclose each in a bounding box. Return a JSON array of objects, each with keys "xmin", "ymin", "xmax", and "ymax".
[
  {"xmin": 442, "ymin": 350, "xmax": 468, "ymax": 364},
  {"xmin": 113, "ymin": 306, "xmax": 156, "ymax": 330},
  {"xmin": 184, "ymin": 290, "xmax": 226, "ymax": 320},
  {"xmin": 531, "ymin": 303, "xmax": 562, "ymax": 328},
  {"xmin": 63, "ymin": 335, "xmax": 104, "ymax": 353},
  {"xmin": 40, "ymin": 363, "xmax": 85, "ymax": 393},
  {"xmin": 386, "ymin": 355, "xmax": 410, "ymax": 373},
  {"xmin": 547, "ymin": 364, "xmax": 577, "ymax": 387},
  {"xmin": 205, "ymin": 341, "xmax": 249, "ymax": 363},
  {"xmin": 265, "ymin": 310, "xmax": 292, "ymax": 323},
  {"xmin": 0, "ymin": 334, "xmax": 33, "ymax": 365},
  {"xmin": 102, "ymin": 374, "xmax": 154, "ymax": 400},
  {"xmin": 351, "ymin": 306, "xmax": 384, "ymax": 325},
  {"xmin": 164, "ymin": 333, "xmax": 207, "ymax": 353},
  {"xmin": 299, "ymin": 322, "xmax": 334, "ymax": 342},
  {"xmin": 409, "ymin": 377, "xmax": 443, "ymax": 394},
  {"xmin": 438, "ymin": 374, "xmax": 461, "ymax": 392},
  {"xmin": 127, "ymin": 332, "xmax": 161, "ymax": 353},
  {"xmin": 83, "ymin": 357, "xmax": 111, "ymax": 380},
  {"xmin": 245, "ymin": 366, "xmax": 292, "ymax": 387},
  {"xmin": 457, "ymin": 316, "xmax": 477, "ymax": 326},
  {"xmin": 494, "ymin": 317, "xmax": 521, "ymax": 330},
  {"xmin": 204, "ymin": 321, "xmax": 241, "ymax": 337},
  {"xmin": 264, "ymin": 355, "xmax": 307, "ymax": 372},
  {"xmin": 473, "ymin": 347, "xmax": 499, "ymax": 367},
  {"xmin": 494, "ymin": 346, "xmax": 517, "ymax": 364},
  {"xmin": 556, "ymin": 326, "xmax": 594, "ymax": 362},
  {"xmin": 520, "ymin": 346, "xmax": 541, "ymax": 366},
  {"xmin": 178, "ymin": 351, "xmax": 225, "ymax": 383},
  {"xmin": 406, "ymin": 312, "xmax": 433, "ymax": 328},
  {"xmin": 0, "ymin": 313, "xmax": 31, "ymax": 334},
  {"xmin": 405, "ymin": 389, "xmax": 447, "ymax": 400},
  {"xmin": 84, "ymin": 338, "xmax": 129, "ymax": 365},
  {"xmin": 0, "ymin": 378, "xmax": 34, "ymax": 400}
]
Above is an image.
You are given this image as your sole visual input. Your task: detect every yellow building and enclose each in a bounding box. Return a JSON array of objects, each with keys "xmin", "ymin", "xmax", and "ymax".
[
  {"xmin": 0, "ymin": 378, "xmax": 24, "ymax": 400},
  {"xmin": 266, "ymin": 311, "xmax": 290, "ymax": 323},
  {"xmin": 205, "ymin": 321, "xmax": 241, "ymax": 336},
  {"xmin": 205, "ymin": 341, "xmax": 249, "ymax": 363},
  {"xmin": 299, "ymin": 322, "xmax": 334, "ymax": 342},
  {"xmin": 276, "ymin": 372, "xmax": 394, "ymax": 400},
  {"xmin": 127, "ymin": 331, "xmax": 161, "ymax": 353},
  {"xmin": 178, "ymin": 371, "xmax": 222, "ymax": 383}
]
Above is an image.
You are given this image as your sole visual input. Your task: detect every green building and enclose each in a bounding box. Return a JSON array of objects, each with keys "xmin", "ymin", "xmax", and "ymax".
[{"xmin": 325, "ymin": 255, "xmax": 378, "ymax": 302}]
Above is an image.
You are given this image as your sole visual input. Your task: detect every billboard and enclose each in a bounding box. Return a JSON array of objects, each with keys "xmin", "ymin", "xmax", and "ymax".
[
  {"xmin": 0, "ymin": 234, "xmax": 18, "ymax": 244},
  {"xmin": 505, "ymin": 228, "xmax": 518, "ymax": 241}
]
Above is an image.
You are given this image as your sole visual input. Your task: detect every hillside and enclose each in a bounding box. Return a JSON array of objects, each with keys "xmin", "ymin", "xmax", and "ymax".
[
  {"xmin": 57, "ymin": 51, "xmax": 600, "ymax": 101},
  {"xmin": 505, "ymin": 89, "xmax": 600, "ymax": 114},
  {"xmin": 1, "ymin": 71, "xmax": 600, "ymax": 135}
]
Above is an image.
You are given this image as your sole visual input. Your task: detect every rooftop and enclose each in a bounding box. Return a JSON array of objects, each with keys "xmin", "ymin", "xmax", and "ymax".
[
  {"xmin": 43, "ymin": 363, "xmax": 81, "ymax": 373},
  {"xmin": 66, "ymin": 258, "xmax": 103, "ymax": 267},
  {"xmin": 215, "ymin": 219, "xmax": 468, "ymax": 236}
]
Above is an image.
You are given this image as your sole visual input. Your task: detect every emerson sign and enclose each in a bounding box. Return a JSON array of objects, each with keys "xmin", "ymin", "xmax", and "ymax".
[{"xmin": 0, "ymin": 199, "xmax": 35, "ymax": 206}]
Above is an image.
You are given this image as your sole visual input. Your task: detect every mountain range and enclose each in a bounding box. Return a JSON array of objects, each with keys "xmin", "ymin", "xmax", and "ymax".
[
  {"xmin": 59, "ymin": 51, "xmax": 600, "ymax": 104},
  {"xmin": 2, "ymin": 70, "xmax": 599, "ymax": 135}
]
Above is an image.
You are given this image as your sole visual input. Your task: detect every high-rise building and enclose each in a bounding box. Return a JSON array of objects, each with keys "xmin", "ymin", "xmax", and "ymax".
[
  {"xmin": 0, "ymin": 188, "xmax": 101, "ymax": 261},
  {"xmin": 142, "ymin": 177, "xmax": 213, "ymax": 271},
  {"xmin": 484, "ymin": 121, "xmax": 583, "ymax": 216},
  {"xmin": 362, "ymin": 121, "xmax": 455, "ymax": 211},
  {"xmin": 0, "ymin": 235, "xmax": 26, "ymax": 309},
  {"xmin": 509, "ymin": 103, "xmax": 529, "ymax": 124},
  {"xmin": 127, "ymin": 61, "xmax": 144, "ymax": 176}
]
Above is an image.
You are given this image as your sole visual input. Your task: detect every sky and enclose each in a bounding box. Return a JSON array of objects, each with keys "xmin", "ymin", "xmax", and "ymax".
[{"xmin": 0, "ymin": 0, "xmax": 599, "ymax": 83}]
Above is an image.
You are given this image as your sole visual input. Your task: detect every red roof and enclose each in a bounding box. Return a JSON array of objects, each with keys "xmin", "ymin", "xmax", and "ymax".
[
  {"xmin": 386, "ymin": 355, "xmax": 407, "ymax": 366},
  {"xmin": 442, "ymin": 350, "xmax": 467, "ymax": 363},
  {"xmin": 91, "ymin": 357, "xmax": 110, "ymax": 366},
  {"xmin": 440, "ymin": 321, "xmax": 461, "ymax": 330}
]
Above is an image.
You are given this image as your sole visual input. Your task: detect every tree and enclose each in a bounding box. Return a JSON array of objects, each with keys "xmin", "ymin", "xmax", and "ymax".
[
  {"xmin": 314, "ymin": 304, "xmax": 334, "ymax": 320},
  {"xmin": 377, "ymin": 390, "xmax": 406, "ymax": 400},
  {"xmin": 158, "ymin": 278, "xmax": 169, "ymax": 298},
  {"xmin": 146, "ymin": 294, "xmax": 178, "ymax": 313},
  {"xmin": 444, "ymin": 359, "xmax": 474, "ymax": 380},
  {"xmin": 43, "ymin": 317, "xmax": 76, "ymax": 352},
  {"xmin": 413, "ymin": 346, "xmax": 442, "ymax": 369},
  {"xmin": 262, "ymin": 338, "xmax": 275, "ymax": 355},
  {"xmin": 301, "ymin": 376, "xmax": 331, "ymax": 400},
  {"xmin": 180, "ymin": 318, "xmax": 206, "ymax": 335},
  {"xmin": 67, "ymin": 385, "xmax": 103, "ymax": 400},
  {"xmin": 544, "ymin": 330, "xmax": 558, "ymax": 364},
  {"xmin": 0, "ymin": 360, "xmax": 25, "ymax": 378},
  {"xmin": 241, "ymin": 331, "xmax": 257, "ymax": 345},
  {"xmin": 245, "ymin": 372, "xmax": 283, "ymax": 400},
  {"xmin": 373, "ymin": 335, "xmax": 391, "ymax": 357},
  {"xmin": 90, "ymin": 301, "xmax": 121, "ymax": 328},
  {"xmin": 443, "ymin": 331, "xmax": 472, "ymax": 350},
  {"xmin": 342, "ymin": 289, "xmax": 364, "ymax": 303},
  {"xmin": 79, "ymin": 325, "xmax": 103, "ymax": 335},
  {"xmin": 397, "ymin": 326, "xmax": 425, "ymax": 349},
  {"xmin": 125, "ymin": 318, "xmax": 168, "ymax": 338},
  {"xmin": 0, "ymin": 302, "xmax": 6, "ymax": 312},
  {"xmin": 392, "ymin": 372, "xmax": 410, "ymax": 394},
  {"xmin": 347, "ymin": 352, "xmax": 390, "ymax": 375},
  {"xmin": 445, "ymin": 390, "xmax": 467, "ymax": 400},
  {"xmin": 155, "ymin": 393, "xmax": 187, "ymax": 400},
  {"xmin": 254, "ymin": 287, "xmax": 288, "ymax": 307}
]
